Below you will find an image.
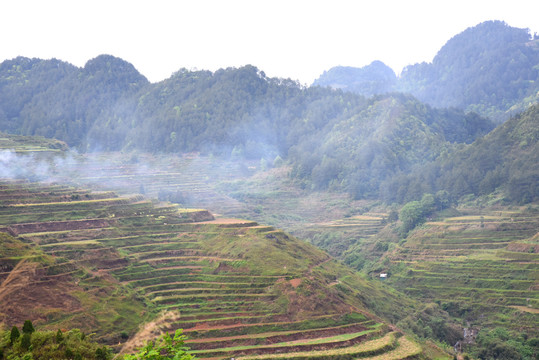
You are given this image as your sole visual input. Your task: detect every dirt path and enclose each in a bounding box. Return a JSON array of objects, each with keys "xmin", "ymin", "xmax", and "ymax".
[
  {"xmin": 509, "ymin": 305, "xmax": 539, "ymax": 314},
  {"xmin": 118, "ymin": 310, "xmax": 182, "ymax": 355},
  {"xmin": 193, "ymin": 218, "xmax": 255, "ymax": 225}
]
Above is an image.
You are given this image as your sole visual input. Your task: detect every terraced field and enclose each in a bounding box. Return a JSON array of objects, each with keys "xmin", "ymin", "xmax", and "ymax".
[
  {"xmin": 0, "ymin": 179, "xmax": 428, "ymax": 359},
  {"xmin": 387, "ymin": 207, "xmax": 539, "ymax": 339},
  {"xmin": 0, "ymin": 131, "xmax": 67, "ymax": 153},
  {"xmin": 299, "ymin": 213, "xmax": 389, "ymax": 257},
  {"xmin": 57, "ymin": 152, "xmax": 252, "ymax": 215},
  {"xmin": 36, "ymin": 153, "xmax": 385, "ymax": 254},
  {"xmin": 3, "ymin": 147, "xmax": 388, "ymax": 265}
]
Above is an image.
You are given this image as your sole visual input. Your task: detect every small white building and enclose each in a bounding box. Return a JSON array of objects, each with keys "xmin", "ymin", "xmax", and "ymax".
[{"xmin": 380, "ymin": 273, "xmax": 388, "ymax": 279}]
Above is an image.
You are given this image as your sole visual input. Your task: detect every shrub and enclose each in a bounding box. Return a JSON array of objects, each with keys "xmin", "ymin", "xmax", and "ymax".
[
  {"xmin": 56, "ymin": 329, "xmax": 64, "ymax": 343},
  {"xmin": 20, "ymin": 333, "xmax": 31, "ymax": 350},
  {"xmin": 122, "ymin": 330, "xmax": 194, "ymax": 360}
]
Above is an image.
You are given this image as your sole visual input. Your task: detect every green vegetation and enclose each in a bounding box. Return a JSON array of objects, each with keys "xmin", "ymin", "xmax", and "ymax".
[
  {"xmin": 313, "ymin": 61, "xmax": 397, "ymax": 97},
  {"xmin": 0, "ymin": 323, "xmax": 112, "ymax": 360},
  {"xmin": 400, "ymin": 21, "xmax": 539, "ymax": 122},
  {"xmin": 2, "ymin": 136, "xmax": 535, "ymax": 358},
  {"xmin": 122, "ymin": 330, "xmax": 194, "ymax": 360},
  {"xmin": 384, "ymin": 103, "xmax": 539, "ymax": 205},
  {"xmin": 0, "ymin": 131, "xmax": 67, "ymax": 152},
  {"xmin": 1, "ymin": 20, "xmax": 538, "ymax": 206},
  {"xmin": 399, "ymin": 192, "xmax": 450, "ymax": 235},
  {"xmin": 0, "ymin": 53, "xmax": 492, "ymax": 203},
  {"xmin": 288, "ymin": 93, "xmax": 493, "ymax": 199},
  {"xmin": 384, "ymin": 208, "xmax": 539, "ymax": 359}
]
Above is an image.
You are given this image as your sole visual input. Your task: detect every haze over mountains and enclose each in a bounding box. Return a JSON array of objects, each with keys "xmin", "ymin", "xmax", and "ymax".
[
  {"xmin": 2, "ymin": 21, "xmax": 537, "ymax": 201},
  {"xmin": 315, "ymin": 20, "xmax": 539, "ymax": 122}
]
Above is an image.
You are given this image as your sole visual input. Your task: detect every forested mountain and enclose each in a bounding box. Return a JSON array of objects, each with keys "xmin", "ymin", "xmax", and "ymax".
[
  {"xmin": 4, "ymin": 21, "xmax": 539, "ymax": 203},
  {"xmin": 0, "ymin": 57, "xmax": 362, "ymax": 154},
  {"xmin": 0, "ymin": 55, "xmax": 148, "ymax": 147},
  {"xmin": 315, "ymin": 21, "xmax": 539, "ymax": 122},
  {"xmin": 0, "ymin": 56, "xmax": 494, "ymax": 201},
  {"xmin": 87, "ymin": 66, "xmax": 366, "ymax": 156},
  {"xmin": 400, "ymin": 20, "xmax": 539, "ymax": 121},
  {"xmin": 289, "ymin": 93, "xmax": 493, "ymax": 199},
  {"xmin": 313, "ymin": 61, "xmax": 397, "ymax": 97},
  {"xmin": 1, "ymin": 21, "xmax": 538, "ymax": 360},
  {"xmin": 382, "ymin": 103, "xmax": 539, "ymax": 204}
]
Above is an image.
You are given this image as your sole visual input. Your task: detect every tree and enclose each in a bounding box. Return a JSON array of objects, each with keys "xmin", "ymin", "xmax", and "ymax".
[
  {"xmin": 56, "ymin": 329, "xmax": 64, "ymax": 343},
  {"xmin": 95, "ymin": 347, "xmax": 110, "ymax": 360},
  {"xmin": 435, "ymin": 190, "xmax": 451, "ymax": 210},
  {"xmin": 20, "ymin": 333, "xmax": 31, "ymax": 350},
  {"xmin": 122, "ymin": 329, "xmax": 194, "ymax": 360},
  {"xmin": 22, "ymin": 320, "xmax": 35, "ymax": 334},
  {"xmin": 387, "ymin": 209, "xmax": 399, "ymax": 223},
  {"xmin": 10, "ymin": 326, "xmax": 20, "ymax": 345},
  {"xmin": 399, "ymin": 200, "xmax": 425, "ymax": 235},
  {"xmin": 420, "ymin": 193, "xmax": 436, "ymax": 216}
]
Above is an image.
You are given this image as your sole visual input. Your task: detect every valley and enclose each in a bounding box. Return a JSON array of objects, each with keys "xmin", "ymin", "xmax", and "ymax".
[{"xmin": 2, "ymin": 145, "xmax": 536, "ymax": 359}]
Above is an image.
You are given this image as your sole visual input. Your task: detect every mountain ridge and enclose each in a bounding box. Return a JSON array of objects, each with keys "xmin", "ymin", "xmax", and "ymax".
[{"xmin": 315, "ymin": 20, "xmax": 539, "ymax": 122}]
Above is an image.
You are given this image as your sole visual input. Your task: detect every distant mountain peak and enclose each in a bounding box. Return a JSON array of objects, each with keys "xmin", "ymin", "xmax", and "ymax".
[
  {"xmin": 315, "ymin": 20, "xmax": 539, "ymax": 122},
  {"xmin": 313, "ymin": 60, "xmax": 397, "ymax": 97},
  {"xmin": 83, "ymin": 54, "xmax": 146, "ymax": 81}
]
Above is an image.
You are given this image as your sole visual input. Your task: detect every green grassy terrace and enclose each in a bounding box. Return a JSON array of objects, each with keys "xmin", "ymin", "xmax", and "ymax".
[{"xmin": 0, "ymin": 179, "xmax": 428, "ymax": 359}]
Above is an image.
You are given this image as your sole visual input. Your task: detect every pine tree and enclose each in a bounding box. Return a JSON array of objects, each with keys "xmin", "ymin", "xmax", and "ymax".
[
  {"xmin": 10, "ymin": 326, "xmax": 20, "ymax": 345},
  {"xmin": 22, "ymin": 320, "xmax": 35, "ymax": 334}
]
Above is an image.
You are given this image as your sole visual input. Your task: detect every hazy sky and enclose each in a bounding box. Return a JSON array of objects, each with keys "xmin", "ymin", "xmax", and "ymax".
[{"xmin": 1, "ymin": 0, "xmax": 538, "ymax": 85}]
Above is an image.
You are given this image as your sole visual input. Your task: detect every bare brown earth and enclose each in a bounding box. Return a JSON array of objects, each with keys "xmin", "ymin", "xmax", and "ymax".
[
  {"xmin": 507, "ymin": 242, "xmax": 539, "ymax": 253},
  {"xmin": 289, "ymin": 278, "xmax": 302, "ymax": 288},
  {"xmin": 194, "ymin": 217, "xmax": 252, "ymax": 225},
  {"xmin": 0, "ymin": 259, "xmax": 82, "ymax": 327},
  {"xmin": 194, "ymin": 332, "xmax": 375, "ymax": 357}
]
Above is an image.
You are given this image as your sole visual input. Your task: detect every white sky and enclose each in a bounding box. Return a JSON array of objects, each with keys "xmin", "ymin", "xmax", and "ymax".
[{"xmin": 1, "ymin": 0, "xmax": 538, "ymax": 85}]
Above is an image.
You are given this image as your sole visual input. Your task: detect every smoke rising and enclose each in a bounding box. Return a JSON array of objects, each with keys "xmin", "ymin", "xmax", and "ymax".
[{"xmin": 0, "ymin": 148, "xmax": 261, "ymax": 216}]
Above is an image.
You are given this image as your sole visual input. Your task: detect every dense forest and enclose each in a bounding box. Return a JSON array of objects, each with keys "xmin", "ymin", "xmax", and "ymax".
[
  {"xmin": 1, "ymin": 20, "xmax": 538, "ymax": 205},
  {"xmin": 288, "ymin": 93, "xmax": 493, "ymax": 199},
  {"xmin": 381, "ymin": 103, "xmax": 539, "ymax": 204},
  {"xmin": 315, "ymin": 21, "xmax": 539, "ymax": 122}
]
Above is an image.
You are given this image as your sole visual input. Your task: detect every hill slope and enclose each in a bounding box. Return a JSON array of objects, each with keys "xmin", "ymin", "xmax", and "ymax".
[
  {"xmin": 0, "ymin": 58, "xmax": 493, "ymax": 201},
  {"xmin": 385, "ymin": 206, "xmax": 539, "ymax": 359},
  {"xmin": 0, "ymin": 179, "xmax": 443, "ymax": 359},
  {"xmin": 400, "ymin": 20, "xmax": 539, "ymax": 121},
  {"xmin": 289, "ymin": 93, "xmax": 493, "ymax": 199},
  {"xmin": 382, "ymin": 102, "xmax": 539, "ymax": 204}
]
